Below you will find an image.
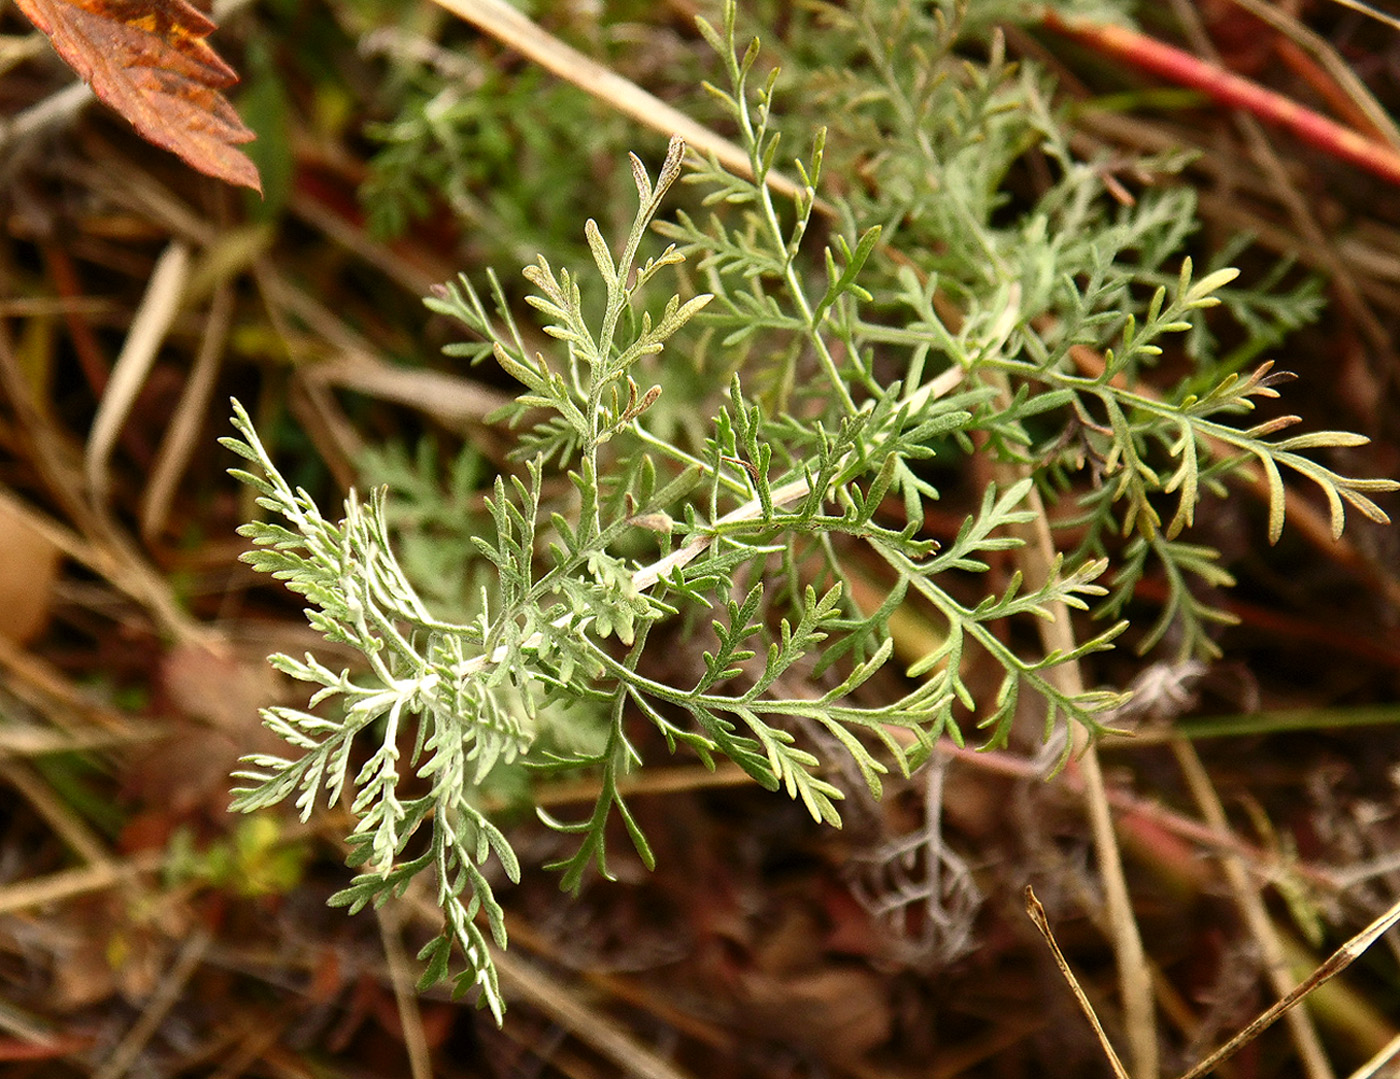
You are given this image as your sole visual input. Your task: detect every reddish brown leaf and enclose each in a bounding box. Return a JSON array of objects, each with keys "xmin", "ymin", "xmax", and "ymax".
[{"xmin": 14, "ymin": 0, "xmax": 261, "ymax": 191}]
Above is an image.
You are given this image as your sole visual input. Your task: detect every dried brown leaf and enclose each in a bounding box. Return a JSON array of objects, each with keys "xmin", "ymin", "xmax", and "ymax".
[{"xmin": 14, "ymin": 0, "xmax": 261, "ymax": 191}]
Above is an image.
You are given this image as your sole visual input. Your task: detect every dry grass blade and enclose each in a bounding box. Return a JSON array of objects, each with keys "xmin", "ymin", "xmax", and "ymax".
[
  {"xmin": 401, "ymin": 883, "xmax": 701, "ymax": 1079},
  {"xmin": 140, "ymin": 283, "xmax": 234, "ymax": 539},
  {"xmin": 1171, "ymin": 739, "xmax": 1333, "ymax": 1079},
  {"xmin": 490, "ymin": 947, "xmax": 700, "ymax": 1079},
  {"xmin": 1349, "ymin": 1032, "xmax": 1400, "ymax": 1079},
  {"xmin": 0, "ymin": 79, "xmax": 93, "ymax": 150},
  {"xmin": 987, "ymin": 354, "xmax": 1157, "ymax": 1079},
  {"xmin": 85, "ymin": 239, "xmax": 190, "ymax": 508},
  {"xmin": 11, "ymin": 0, "xmax": 260, "ymax": 189},
  {"xmin": 0, "ymin": 852, "xmax": 164, "ymax": 917},
  {"xmin": 1177, "ymin": 897, "xmax": 1400, "ymax": 1079},
  {"xmin": 1322, "ymin": 0, "xmax": 1400, "ymax": 34},
  {"xmin": 1024, "ymin": 886, "xmax": 1131, "ymax": 1079},
  {"xmin": 376, "ymin": 906, "xmax": 433, "ymax": 1079},
  {"xmin": 429, "ymin": 0, "xmax": 809, "ymax": 204},
  {"xmin": 0, "ymin": 759, "xmax": 110, "ymax": 866},
  {"xmin": 0, "ymin": 323, "xmax": 208, "ymax": 642}
]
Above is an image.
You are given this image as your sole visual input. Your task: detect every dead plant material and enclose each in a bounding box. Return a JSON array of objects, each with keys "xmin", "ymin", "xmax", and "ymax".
[
  {"xmin": 12, "ymin": 0, "xmax": 260, "ymax": 190},
  {"xmin": 1042, "ymin": 10, "xmax": 1400, "ymax": 187}
]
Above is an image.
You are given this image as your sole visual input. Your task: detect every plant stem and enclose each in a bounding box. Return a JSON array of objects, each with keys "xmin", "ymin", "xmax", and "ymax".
[{"xmin": 988, "ymin": 368, "xmax": 1159, "ymax": 1079}]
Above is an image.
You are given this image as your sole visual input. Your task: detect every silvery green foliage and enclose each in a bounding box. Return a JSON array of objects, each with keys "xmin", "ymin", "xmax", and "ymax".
[{"xmin": 225, "ymin": 1, "xmax": 1395, "ymax": 1019}]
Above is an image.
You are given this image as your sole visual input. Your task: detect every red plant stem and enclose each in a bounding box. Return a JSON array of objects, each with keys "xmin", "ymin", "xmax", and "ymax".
[
  {"xmin": 1042, "ymin": 11, "xmax": 1400, "ymax": 187},
  {"xmin": 1272, "ymin": 35, "xmax": 1389, "ymax": 144}
]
